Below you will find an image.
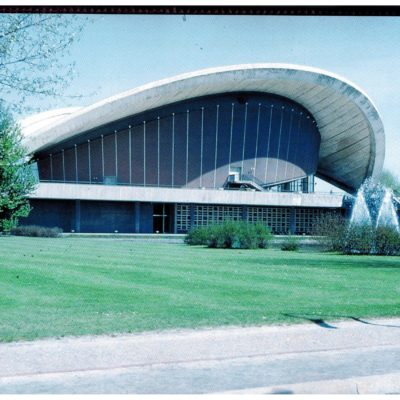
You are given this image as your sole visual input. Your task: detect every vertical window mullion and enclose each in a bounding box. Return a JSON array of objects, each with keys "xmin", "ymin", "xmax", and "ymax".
[
  {"xmin": 74, "ymin": 144, "xmax": 78, "ymax": 183},
  {"xmin": 264, "ymin": 105, "xmax": 274, "ymax": 183},
  {"xmin": 284, "ymin": 109, "xmax": 295, "ymax": 180},
  {"xmin": 200, "ymin": 107, "xmax": 204, "ymax": 187},
  {"xmin": 228, "ymin": 103, "xmax": 235, "ymax": 170},
  {"xmin": 292, "ymin": 112, "xmax": 303, "ymax": 179},
  {"xmin": 88, "ymin": 140, "xmax": 92, "ymax": 183},
  {"xmin": 143, "ymin": 121, "xmax": 146, "ymax": 186},
  {"xmin": 61, "ymin": 149, "xmax": 65, "ymax": 182},
  {"xmin": 186, "ymin": 110, "xmax": 189, "ymax": 186},
  {"xmin": 254, "ymin": 103, "xmax": 261, "ymax": 175},
  {"xmin": 172, "ymin": 113, "xmax": 175, "ymax": 187},
  {"xmin": 274, "ymin": 106, "xmax": 285, "ymax": 183},
  {"xmin": 214, "ymin": 104, "xmax": 219, "ymax": 188},
  {"xmin": 129, "ymin": 125, "xmax": 132, "ymax": 185},
  {"xmin": 241, "ymin": 102, "xmax": 248, "ymax": 172},
  {"xmin": 114, "ymin": 130, "xmax": 118, "ymax": 181},
  {"xmin": 50, "ymin": 154, "xmax": 53, "ymax": 181},
  {"xmin": 101, "ymin": 135, "xmax": 104, "ymax": 181},
  {"xmin": 157, "ymin": 117, "xmax": 160, "ymax": 187}
]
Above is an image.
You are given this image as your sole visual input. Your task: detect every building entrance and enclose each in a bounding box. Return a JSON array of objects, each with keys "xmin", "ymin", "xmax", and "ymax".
[{"xmin": 153, "ymin": 203, "xmax": 174, "ymax": 233}]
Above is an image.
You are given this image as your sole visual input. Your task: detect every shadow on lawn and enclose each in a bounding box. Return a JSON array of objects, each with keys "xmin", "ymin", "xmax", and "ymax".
[
  {"xmin": 283, "ymin": 313, "xmax": 400, "ymax": 329},
  {"xmin": 311, "ymin": 253, "xmax": 400, "ymax": 269},
  {"xmin": 346, "ymin": 316, "xmax": 400, "ymax": 328},
  {"xmin": 283, "ymin": 313, "xmax": 338, "ymax": 329}
]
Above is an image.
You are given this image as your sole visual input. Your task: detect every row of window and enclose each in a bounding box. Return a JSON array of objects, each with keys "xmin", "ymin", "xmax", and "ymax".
[{"xmin": 176, "ymin": 204, "xmax": 339, "ymax": 235}]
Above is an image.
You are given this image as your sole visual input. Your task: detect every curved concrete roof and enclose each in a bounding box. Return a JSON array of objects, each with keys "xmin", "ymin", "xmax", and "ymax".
[
  {"xmin": 20, "ymin": 107, "xmax": 82, "ymax": 136},
  {"xmin": 22, "ymin": 64, "xmax": 385, "ymax": 192}
]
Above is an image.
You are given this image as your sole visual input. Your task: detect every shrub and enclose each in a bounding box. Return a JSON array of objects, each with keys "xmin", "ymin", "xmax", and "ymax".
[
  {"xmin": 313, "ymin": 213, "xmax": 348, "ymax": 252},
  {"xmin": 280, "ymin": 236, "xmax": 299, "ymax": 251},
  {"xmin": 184, "ymin": 226, "xmax": 210, "ymax": 246},
  {"xmin": 311, "ymin": 210, "xmax": 400, "ymax": 256},
  {"xmin": 343, "ymin": 224, "xmax": 375, "ymax": 255},
  {"xmin": 374, "ymin": 226, "xmax": 400, "ymax": 255},
  {"xmin": 10, "ymin": 225, "xmax": 62, "ymax": 238},
  {"xmin": 253, "ymin": 223, "xmax": 272, "ymax": 249},
  {"xmin": 210, "ymin": 223, "xmax": 235, "ymax": 248},
  {"xmin": 185, "ymin": 221, "xmax": 271, "ymax": 249},
  {"xmin": 342, "ymin": 224, "xmax": 400, "ymax": 256}
]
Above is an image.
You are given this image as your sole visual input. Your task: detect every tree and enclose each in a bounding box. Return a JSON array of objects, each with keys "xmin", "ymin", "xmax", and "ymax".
[
  {"xmin": 0, "ymin": 104, "xmax": 36, "ymax": 232},
  {"xmin": 0, "ymin": 13, "xmax": 88, "ymax": 112},
  {"xmin": 0, "ymin": 13, "xmax": 88, "ymax": 230},
  {"xmin": 379, "ymin": 169, "xmax": 400, "ymax": 197}
]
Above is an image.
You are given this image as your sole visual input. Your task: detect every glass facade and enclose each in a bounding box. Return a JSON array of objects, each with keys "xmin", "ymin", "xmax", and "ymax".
[
  {"xmin": 36, "ymin": 92, "xmax": 320, "ymax": 190},
  {"xmin": 268, "ymin": 175, "xmax": 315, "ymax": 193}
]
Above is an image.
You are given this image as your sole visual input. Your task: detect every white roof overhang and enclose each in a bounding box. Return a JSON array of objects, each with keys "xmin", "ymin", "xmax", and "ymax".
[{"xmin": 22, "ymin": 63, "xmax": 385, "ymax": 192}]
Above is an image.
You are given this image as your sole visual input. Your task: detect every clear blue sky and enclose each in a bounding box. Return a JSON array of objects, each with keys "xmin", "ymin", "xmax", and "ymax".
[{"xmin": 23, "ymin": 14, "xmax": 400, "ymax": 176}]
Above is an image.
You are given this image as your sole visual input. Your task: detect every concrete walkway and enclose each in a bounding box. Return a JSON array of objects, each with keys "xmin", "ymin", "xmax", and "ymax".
[{"xmin": 1, "ymin": 317, "xmax": 399, "ymax": 394}]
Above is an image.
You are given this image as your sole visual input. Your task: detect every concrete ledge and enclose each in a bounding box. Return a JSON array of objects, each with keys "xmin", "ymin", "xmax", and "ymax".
[{"xmin": 30, "ymin": 182, "xmax": 345, "ymax": 208}]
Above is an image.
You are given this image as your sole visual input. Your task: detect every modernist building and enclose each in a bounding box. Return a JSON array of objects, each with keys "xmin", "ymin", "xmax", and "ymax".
[{"xmin": 21, "ymin": 64, "xmax": 385, "ymax": 234}]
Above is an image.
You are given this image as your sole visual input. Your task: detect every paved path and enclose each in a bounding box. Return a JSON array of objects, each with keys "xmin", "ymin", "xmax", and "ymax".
[{"xmin": 1, "ymin": 318, "xmax": 399, "ymax": 394}]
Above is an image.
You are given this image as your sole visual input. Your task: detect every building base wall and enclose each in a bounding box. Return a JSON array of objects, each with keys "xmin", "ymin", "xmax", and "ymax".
[
  {"xmin": 79, "ymin": 201, "xmax": 136, "ymax": 233},
  {"xmin": 21, "ymin": 199, "xmax": 148, "ymax": 233},
  {"xmin": 20, "ymin": 199, "xmax": 75, "ymax": 232},
  {"xmin": 20, "ymin": 199, "xmax": 344, "ymax": 235}
]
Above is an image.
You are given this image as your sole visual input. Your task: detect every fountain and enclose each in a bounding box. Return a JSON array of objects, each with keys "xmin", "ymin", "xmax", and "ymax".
[
  {"xmin": 376, "ymin": 189, "xmax": 400, "ymax": 231},
  {"xmin": 349, "ymin": 185, "xmax": 372, "ymax": 226},
  {"xmin": 350, "ymin": 177, "xmax": 399, "ymax": 231}
]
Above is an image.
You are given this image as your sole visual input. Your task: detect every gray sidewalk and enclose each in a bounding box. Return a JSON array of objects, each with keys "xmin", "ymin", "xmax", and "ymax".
[{"xmin": 1, "ymin": 317, "xmax": 400, "ymax": 394}]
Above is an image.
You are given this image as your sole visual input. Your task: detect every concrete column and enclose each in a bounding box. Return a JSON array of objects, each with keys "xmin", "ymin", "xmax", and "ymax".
[
  {"xmin": 242, "ymin": 205, "xmax": 248, "ymax": 222},
  {"xmin": 289, "ymin": 207, "xmax": 296, "ymax": 235},
  {"xmin": 134, "ymin": 202, "xmax": 141, "ymax": 233},
  {"xmin": 75, "ymin": 200, "xmax": 81, "ymax": 233},
  {"xmin": 173, "ymin": 203, "xmax": 177, "ymax": 234},
  {"xmin": 190, "ymin": 204, "xmax": 195, "ymax": 229}
]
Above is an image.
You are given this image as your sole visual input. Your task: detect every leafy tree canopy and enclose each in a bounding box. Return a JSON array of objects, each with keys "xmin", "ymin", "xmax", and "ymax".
[
  {"xmin": 0, "ymin": 103, "xmax": 36, "ymax": 231},
  {"xmin": 379, "ymin": 169, "xmax": 400, "ymax": 197}
]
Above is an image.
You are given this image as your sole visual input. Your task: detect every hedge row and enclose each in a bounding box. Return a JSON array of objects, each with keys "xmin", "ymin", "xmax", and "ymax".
[
  {"xmin": 314, "ymin": 214, "xmax": 400, "ymax": 255},
  {"xmin": 10, "ymin": 225, "xmax": 63, "ymax": 238}
]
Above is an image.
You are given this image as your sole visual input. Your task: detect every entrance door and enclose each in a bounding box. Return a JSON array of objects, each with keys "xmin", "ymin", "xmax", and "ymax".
[{"xmin": 153, "ymin": 203, "xmax": 174, "ymax": 233}]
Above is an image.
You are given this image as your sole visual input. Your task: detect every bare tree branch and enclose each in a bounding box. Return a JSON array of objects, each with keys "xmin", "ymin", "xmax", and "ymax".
[{"xmin": 0, "ymin": 13, "xmax": 90, "ymax": 112}]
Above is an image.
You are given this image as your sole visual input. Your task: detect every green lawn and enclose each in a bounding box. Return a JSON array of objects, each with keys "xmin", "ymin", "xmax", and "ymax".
[{"xmin": 0, "ymin": 236, "xmax": 399, "ymax": 342}]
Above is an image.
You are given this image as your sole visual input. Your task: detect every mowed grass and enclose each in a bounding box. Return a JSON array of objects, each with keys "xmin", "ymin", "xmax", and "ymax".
[{"xmin": 0, "ymin": 236, "xmax": 399, "ymax": 342}]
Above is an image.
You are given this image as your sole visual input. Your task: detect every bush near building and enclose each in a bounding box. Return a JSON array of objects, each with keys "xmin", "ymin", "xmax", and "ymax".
[
  {"xmin": 280, "ymin": 236, "xmax": 300, "ymax": 251},
  {"xmin": 10, "ymin": 225, "xmax": 62, "ymax": 238},
  {"xmin": 314, "ymin": 215, "xmax": 400, "ymax": 255},
  {"xmin": 374, "ymin": 226, "xmax": 400, "ymax": 255},
  {"xmin": 343, "ymin": 225, "xmax": 376, "ymax": 255},
  {"xmin": 313, "ymin": 213, "xmax": 348, "ymax": 252},
  {"xmin": 185, "ymin": 221, "xmax": 271, "ymax": 249},
  {"xmin": 343, "ymin": 225, "xmax": 400, "ymax": 256}
]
